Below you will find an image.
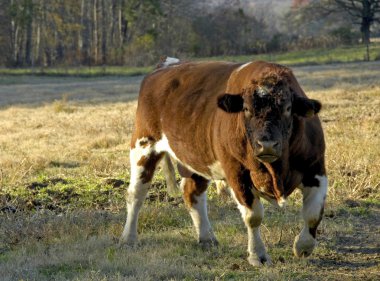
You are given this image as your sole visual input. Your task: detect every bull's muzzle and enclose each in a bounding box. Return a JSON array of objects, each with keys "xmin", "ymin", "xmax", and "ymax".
[{"xmin": 255, "ymin": 140, "xmax": 280, "ymax": 163}]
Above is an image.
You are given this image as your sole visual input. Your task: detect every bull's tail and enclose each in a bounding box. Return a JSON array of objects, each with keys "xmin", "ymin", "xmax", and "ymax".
[
  {"xmin": 161, "ymin": 153, "xmax": 181, "ymax": 197},
  {"xmin": 156, "ymin": 56, "xmax": 180, "ymax": 69}
]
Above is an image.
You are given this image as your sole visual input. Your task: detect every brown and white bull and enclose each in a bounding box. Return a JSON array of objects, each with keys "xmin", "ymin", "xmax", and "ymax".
[{"xmin": 120, "ymin": 58, "xmax": 327, "ymax": 266}]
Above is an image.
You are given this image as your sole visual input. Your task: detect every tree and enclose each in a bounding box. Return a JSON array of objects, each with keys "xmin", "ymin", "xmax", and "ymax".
[{"xmin": 306, "ymin": 0, "xmax": 380, "ymax": 44}]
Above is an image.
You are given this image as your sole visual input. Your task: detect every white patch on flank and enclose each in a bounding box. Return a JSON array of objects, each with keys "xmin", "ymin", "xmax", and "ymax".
[
  {"xmin": 236, "ymin": 62, "xmax": 251, "ymax": 73},
  {"xmin": 156, "ymin": 134, "xmax": 210, "ymax": 179},
  {"xmin": 162, "ymin": 57, "xmax": 180, "ymax": 68},
  {"xmin": 208, "ymin": 161, "xmax": 226, "ymax": 180},
  {"xmin": 293, "ymin": 174, "xmax": 328, "ymax": 257}
]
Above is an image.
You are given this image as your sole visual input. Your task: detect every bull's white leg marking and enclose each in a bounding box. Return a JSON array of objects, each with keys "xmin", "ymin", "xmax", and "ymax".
[
  {"xmin": 186, "ymin": 182, "xmax": 218, "ymax": 246},
  {"xmin": 294, "ymin": 175, "xmax": 328, "ymax": 258},
  {"xmin": 120, "ymin": 138, "xmax": 155, "ymax": 245},
  {"xmin": 161, "ymin": 153, "xmax": 180, "ymax": 197},
  {"xmin": 231, "ymin": 190, "xmax": 271, "ymax": 266}
]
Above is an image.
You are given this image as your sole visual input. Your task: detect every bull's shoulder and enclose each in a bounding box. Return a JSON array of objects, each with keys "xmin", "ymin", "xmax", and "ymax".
[{"xmin": 290, "ymin": 116, "xmax": 325, "ymax": 170}]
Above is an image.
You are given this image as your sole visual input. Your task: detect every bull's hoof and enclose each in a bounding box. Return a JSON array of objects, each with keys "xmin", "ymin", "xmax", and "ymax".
[
  {"xmin": 247, "ymin": 253, "xmax": 273, "ymax": 267},
  {"xmin": 118, "ymin": 235, "xmax": 138, "ymax": 248},
  {"xmin": 293, "ymin": 233, "xmax": 316, "ymax": 258},
  {"xmin": 199, "ymin": 237, "xmax": 219, "ymax": 250}
]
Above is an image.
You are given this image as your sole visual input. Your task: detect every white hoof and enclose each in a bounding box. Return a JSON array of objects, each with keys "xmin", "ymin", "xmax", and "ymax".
[
  {"xmin": 293, "ymin": 232, "xmax": 316, "ymax": 258},
  {"xmin": 247, "ymin": 253, "xmax": 272, "ymax": 267},
  {"xmin": 119, "ymin": 233, "xmax": 138, "ymax": 248}
]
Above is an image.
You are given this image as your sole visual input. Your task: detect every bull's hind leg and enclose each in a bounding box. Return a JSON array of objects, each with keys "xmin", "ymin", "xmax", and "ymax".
[
  {"xmin": 293, "ymin": 175, "xmax": 327, "ymax": 257},
  {"xmin": 119, "ymin": 137, "xmax": 163, "ymax": 246},
  {"xmin": 182, "ymin": 174, "xmax": 218, "ymax": 247}
]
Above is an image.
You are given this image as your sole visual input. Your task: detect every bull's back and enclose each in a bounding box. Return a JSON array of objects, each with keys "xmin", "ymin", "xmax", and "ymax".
[{"xmin": 133, "ymin": 62, "xmax": 239, "ymax": 168}]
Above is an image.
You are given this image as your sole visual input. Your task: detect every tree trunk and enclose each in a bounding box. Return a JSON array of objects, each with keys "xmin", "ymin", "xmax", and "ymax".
[
  {"xmin": 360, "ymin": 0, "xmax": 371, "ymax": 44},
  {"xmin": 25, "ymin": 0, "xmax": 33, "ymax": 66},
  {"xmin": 79, "ymin": 0, "xmax": 84, "ymax": 50},
  {"xmin": 93, "ymin": 0, "xmax": 98, "ymax": 64},
  {"xmin": 361, "ymin": 22, "xmax": 370, "ymax": 44},
  {"xmin": 82, "ymin": 0, "xmax": 91, "ymax": 65},
  {"xmin": 10, "ymin": 0, "xmax": 19, "ymax": 65},
  {"xmin": 101, "ymin": 0, "xmax": 107, "ymax": 64}
]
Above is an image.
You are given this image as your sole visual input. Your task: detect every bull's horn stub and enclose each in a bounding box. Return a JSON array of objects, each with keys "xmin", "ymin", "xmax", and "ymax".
[{"xmin": 257, "ymin": 86, "xmax": 269, "ymax": 97}]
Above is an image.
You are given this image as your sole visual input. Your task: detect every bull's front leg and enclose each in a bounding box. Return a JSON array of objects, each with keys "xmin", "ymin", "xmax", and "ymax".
[
  {"xmin": 293, "ymin": 175, "xmax": 328, "ymax": 257},
  {"xmin": 229, "ymin": 182, "xmax": 271, "ymax": 266}
]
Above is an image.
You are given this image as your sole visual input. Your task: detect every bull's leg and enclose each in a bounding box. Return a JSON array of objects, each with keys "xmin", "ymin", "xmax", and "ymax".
[
  {"xmin": 293, "ymin": 175, "xmax": 327, "ymax": 257},
  {"xmin": 119, "ymin": 138, "xmax": 163, "ymax": 246},
  {"xmin": 231, "ymin": 191, "xmax": 271, "ymax": 266},
  {"xmin": 182, "ymin": 174, "xmax": 218, "ymax": 247}
]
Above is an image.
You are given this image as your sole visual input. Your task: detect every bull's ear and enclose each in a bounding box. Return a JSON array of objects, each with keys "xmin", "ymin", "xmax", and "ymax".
[
  {"xmin": 217, "ymin": 94, "xmax": 244, "ymax": 113},
  {"xmin": 293, "ymin": 96, "xmax": 322, "ymax": 117}
]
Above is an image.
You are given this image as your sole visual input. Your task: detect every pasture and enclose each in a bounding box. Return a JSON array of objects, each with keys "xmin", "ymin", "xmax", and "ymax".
[{"xmin": 0, "ymin": 61, "xmax": 379, "ymax": 280}]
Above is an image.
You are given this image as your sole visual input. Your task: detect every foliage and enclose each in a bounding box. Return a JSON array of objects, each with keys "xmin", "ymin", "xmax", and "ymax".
[
  {"xmin": 288, "ymin": 0, "xmax": 380, "ymax": 45},
  {"xmin": 1, "ymin": 0, "xmax": 375, "ymax": 67}
]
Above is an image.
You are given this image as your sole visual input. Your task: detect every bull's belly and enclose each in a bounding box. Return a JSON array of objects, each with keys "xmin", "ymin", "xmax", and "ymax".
[{"xmin": 155, "ymin": 134, "xmax": 225, "ymax": 180}]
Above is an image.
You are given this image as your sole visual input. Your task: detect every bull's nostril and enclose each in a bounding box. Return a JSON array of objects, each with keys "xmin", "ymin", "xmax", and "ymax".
[
  {"xmin": 256, "ymin": 140, "xmax": 264, "ymax": 150},
  {"xmin": 256, "ymin": 140, "xmax": 278, "ymax": 150}
]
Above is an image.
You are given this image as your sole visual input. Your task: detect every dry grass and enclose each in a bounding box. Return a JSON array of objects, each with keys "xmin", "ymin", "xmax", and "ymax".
[
  {"xmin": 0, "ymin": 98, "xmax": 137, "ymax": 187},
  {"xmin": 0, "ymin": 61, "xmax": 379, "ymax": 280}
]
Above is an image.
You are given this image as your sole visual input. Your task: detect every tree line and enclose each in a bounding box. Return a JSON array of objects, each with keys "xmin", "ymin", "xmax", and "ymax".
[{"xmin": 0, "ymin": 0, "xmax": 379, "ymax": 67}]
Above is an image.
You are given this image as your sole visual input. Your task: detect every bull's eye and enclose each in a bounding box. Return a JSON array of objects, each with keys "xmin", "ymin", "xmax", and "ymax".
[{"xmin": 284, "ymin": 105, "xmax": 292, "ymax": 116}]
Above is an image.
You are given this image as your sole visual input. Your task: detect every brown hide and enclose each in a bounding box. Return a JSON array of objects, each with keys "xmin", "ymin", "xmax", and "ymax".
[{"xmin": 133, "ymin": 61, "xmax": 325, "ymax": 207}]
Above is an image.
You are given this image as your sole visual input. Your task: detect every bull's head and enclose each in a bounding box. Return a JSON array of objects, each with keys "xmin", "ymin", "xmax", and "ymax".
[{"xmin": 217, "ymin": 75, "xmax": 321, "ymax": 164}]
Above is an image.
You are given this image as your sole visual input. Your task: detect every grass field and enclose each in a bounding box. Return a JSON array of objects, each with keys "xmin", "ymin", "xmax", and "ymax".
[{"xmin": 0, "ymin": 61, "xmax": 379, "ymax": 280}]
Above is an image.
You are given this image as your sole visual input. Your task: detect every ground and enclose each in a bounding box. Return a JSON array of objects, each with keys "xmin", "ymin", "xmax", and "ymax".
[{"xmin": 0, "ymin": 61, "xmax": 379, "ymax": 280}]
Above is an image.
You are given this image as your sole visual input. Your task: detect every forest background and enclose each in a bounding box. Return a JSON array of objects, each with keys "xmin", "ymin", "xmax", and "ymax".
[{"xmin": 1, "ymin": 0, "xmax": 379, "ymax": 68}]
